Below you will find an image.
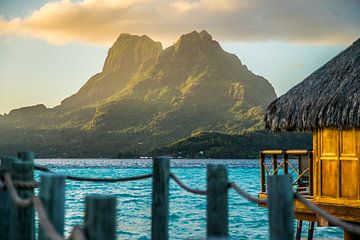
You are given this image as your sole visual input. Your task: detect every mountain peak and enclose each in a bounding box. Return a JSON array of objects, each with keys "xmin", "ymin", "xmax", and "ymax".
[
  {"xmin": 176, "ymin": 30, "xmax": 213, "ymax": 46},
  {"xmin": 103, "ymin": 33, "xmax": 162, "ymax": 72}
]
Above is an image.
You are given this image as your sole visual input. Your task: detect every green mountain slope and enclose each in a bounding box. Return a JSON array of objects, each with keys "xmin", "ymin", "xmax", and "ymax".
[{"xmin": 1, "ymin": 30, "xmax": 277, "ymax": 156}]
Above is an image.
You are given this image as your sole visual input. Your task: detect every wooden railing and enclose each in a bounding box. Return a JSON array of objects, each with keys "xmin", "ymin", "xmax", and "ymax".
[
  {"xmin": 3, "ymin": 151, "xmax": 360, "ymax": 239},
  {"xmin": 260, "ymin": 149, "xmax": 314, "ymax": 196}
]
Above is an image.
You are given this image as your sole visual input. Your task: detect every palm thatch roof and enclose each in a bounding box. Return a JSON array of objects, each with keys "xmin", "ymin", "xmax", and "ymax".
[{"xmin": 265, "ymin": 38, "xmax": 360, "ymax": 131}]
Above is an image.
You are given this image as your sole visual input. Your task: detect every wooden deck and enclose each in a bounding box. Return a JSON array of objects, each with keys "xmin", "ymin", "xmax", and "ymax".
[{"xmin": 259, "ymin": 192, "xmax": 360, "ymax": 223}]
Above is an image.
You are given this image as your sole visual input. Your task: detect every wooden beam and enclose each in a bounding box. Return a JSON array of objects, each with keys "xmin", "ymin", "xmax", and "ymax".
[
  {"xmin": 268, "ymin": 175, "xmax": 294, "ymax": 240},
  {"xmin": 151, "ymin": 156, "xmax": 170, "ymax": 240},
  {"xmin": 38, "ymin": 173, "xmax": 66, "ymax": 240},
  {"xmin": 207, "ymin": 164, "xmax": 228, "ymax": 238}
]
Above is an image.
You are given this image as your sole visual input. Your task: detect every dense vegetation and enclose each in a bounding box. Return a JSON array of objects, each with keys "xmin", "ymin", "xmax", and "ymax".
[
  {"xmin": 0, "ymin": 127, "xmax": 311, "ymax": 159},
  {"xmin": 151, "ymin": 131, "xmax": 312, "ymax": 159}
]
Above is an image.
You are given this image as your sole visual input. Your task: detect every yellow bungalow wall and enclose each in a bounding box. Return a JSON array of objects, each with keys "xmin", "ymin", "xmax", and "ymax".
[{"xmin": 313, "ymin": 128, "xmax": 360, "ymax": 204}]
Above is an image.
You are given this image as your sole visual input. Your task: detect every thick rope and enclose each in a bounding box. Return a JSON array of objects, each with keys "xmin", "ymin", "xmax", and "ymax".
[
  {"xmin": 5, "ymin": 173, "xmax": 85, "ymax": 240},
  {"xmin": 33, "ymin": 196, "xmax": 64, "ymax": 240},
  {"xmin": 170, "ymin": 173, "xmax": 207, "ymax": 195},
  {"xmin": 35, "ymin": 165, "xmax": 152, "ymax": 182},
  {"xmin": 229, "ymin": 182, "xmax": 267, "ymax": 204},
  {"xmin": 295, "ymin": 193, "xmax": 360, "ymax": 236},
  {"xmin": 67, "ymin": 226, "xmax": 86, "ymax": 240},
  {"xmin": 3, "ymin": 173, "xmax": 32, "ymax": 207}
]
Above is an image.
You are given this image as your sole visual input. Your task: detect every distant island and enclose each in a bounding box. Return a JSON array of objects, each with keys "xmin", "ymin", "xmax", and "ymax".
[{"xmin": 0, "ymin": 30, "xmax": 311, "ymax": 158}]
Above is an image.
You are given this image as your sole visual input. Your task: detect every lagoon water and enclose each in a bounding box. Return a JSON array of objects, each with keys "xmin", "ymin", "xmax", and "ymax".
[{"xmin": 34, "ymin": 159, "xmax": 343, "ymax": 239}]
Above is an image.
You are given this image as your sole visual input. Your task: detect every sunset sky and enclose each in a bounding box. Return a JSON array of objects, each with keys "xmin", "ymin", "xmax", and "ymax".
[{"xmin": 0, "ymin": 0, "xmax": 359, "ymax": 114}]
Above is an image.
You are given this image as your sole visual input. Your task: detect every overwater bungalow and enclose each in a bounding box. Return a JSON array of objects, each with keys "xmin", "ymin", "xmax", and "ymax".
[{"xmin": 259, "ymin": 38, "xmax": 360, "ymax": 240}]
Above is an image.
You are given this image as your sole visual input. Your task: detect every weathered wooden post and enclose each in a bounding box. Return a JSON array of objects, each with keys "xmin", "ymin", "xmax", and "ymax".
[
  {"xmin": 39, "ymin": 173, "xmax": 66, "ymax": 240},
  {"xmin": 0, "ymin": 157, "xmax": 16, "ymax": 239},
  {"xmin": 267, "ymin": 175, "xmax": 294, "ymax": 240},
  {"xmin": 283, "ymin": 152, "xmax": 289, "ymax": 174},
  {"xmin": 84, "ymin": 194, "xmax": 117, "ymax": 240},
  {"xmin": 151, "ymin": 156, "xmax": 170, "ymax": 240},
  {"xmin": 207, "ymin": 164, "xmax": 228, "ymax": 239},
  {"xmin": 9, "ymin": 151, "xmax": 35, "ymax": 240},
  {"xmin": 272, "ymin": 154, "xmax": 278, "ymax": 175},
  {"xmin": 260, "ymin": 152, "xmax": 266, "ymax": 192}
]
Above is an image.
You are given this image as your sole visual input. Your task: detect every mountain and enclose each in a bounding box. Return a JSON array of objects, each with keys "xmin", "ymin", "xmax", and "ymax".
[{"xmin": 0, "ymin": 30, "xmax": 277, "ymax": 156}]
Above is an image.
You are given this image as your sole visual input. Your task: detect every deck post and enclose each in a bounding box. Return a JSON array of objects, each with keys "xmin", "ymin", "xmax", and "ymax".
[
  {"xmin": 9, "ymin": 152, "xmax": 35, "ymax": 240},
  {"xmin": 260, "ymin": 152, "xmax": 266, "ymax": 192},
  {"xmin": 272, "ymin": 154, "xmax": 278, "ymax": 175},
  {"xmin": 295, "ymin": 220, "xmax": 302, "ymax": 240},
  {"xmin": 39, "ymin": 173, "xmax": 66, "ymax": 240},
  {"xmin": 308, "ymin": 151, "xmax": 314, "ymax": 196},
  {"xmin": 84, "ymin": 194, "xmax": 117, "ymax": 240},
  {"xmin": 151, "ymin": 156, "xmax": 170, "ymax": 240},
  {"xmin": 307, "ymin": 221, "xmax": 314, "ymax": 240},
  {"xmin": 0, "ymin": 157, "xmax": 16, "ymax": 239},
  {"xmin": 267, "ymin": 175, "xmax": 294, "ymax": 240},
  {"xmin": 207, "ymin": 164, "xmax": 228, "ymax": 239},
  {"xmin": 283, "ymin": 153, "xmax": 289, "ymax": 175}
]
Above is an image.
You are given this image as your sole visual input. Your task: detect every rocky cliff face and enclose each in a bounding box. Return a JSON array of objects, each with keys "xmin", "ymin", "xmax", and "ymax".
[
  {"xmin": 3, "ymin": 30, "xmax": 277, "ymax": 152},
  {"xmin": 60, "ymin": 34, "xmax": 162, "ymax": 109}
]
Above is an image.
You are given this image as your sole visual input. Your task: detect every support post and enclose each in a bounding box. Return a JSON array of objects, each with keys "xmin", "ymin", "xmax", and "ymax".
[
  {"xmin": 151, "ymin": 156, "xmax": 170, "ymax": 240},
  {"xmin": 307, "ymin": 221, "xmax": 314, "ymax": 240},
  {"xmin": 308, "ymin": 151, "xmax": 314, "ymax": 196},
  {"xmin": 272, "ymin": 155, "xmax": 278, "ymax": 175},
  {"xmin": 207, "ymin": 164, "xmax": 228, "ymax": 239},
  {"xmin": 344, "ymin": 229, "xmax": 360, "ymax": 240},
  {"xmin": 0, "ymin": 157, "xmax": 16, "ymax": 239},
  {"xmin": 260, "ymin": 153, "xmax": 266, "ymax": 192},
  {"xmin": 267, "ymin": 175, "xmax": 294, "ymax": 240},
  {"xmin": 84, "ymin": 194, "xmax": 117, "ymax": 240},
  {"xmin": 283, "ymin": 153, "xmax": 289, "ymax": 175},
  {"xmin": 295, "ymin": 220, "xmax": 302, "ymax": 240},
  {"xmin": 39, "ymin": 173, "xmax": 66, "ymax": 240},
  {"xmin": 9, "ymin": 152, "xmax": 35, "ymax": 240}
]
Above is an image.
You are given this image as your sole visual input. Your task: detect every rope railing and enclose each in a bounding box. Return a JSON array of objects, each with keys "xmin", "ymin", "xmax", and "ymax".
[
  {"xmin": 295, "ymin": 193, "xmax": 360, "ymax": 236},
  {"xmin": 3, "ymin": 161, "xmax": 360, "ymax": 238},
  {"xmin": 169, "ymin": 173, "xmax": 207, "ymax": 195},
  {"xmin": 228, "ymin": 182, "xmax": 267, "ymax": 205},
  {"xmin": 3, "ymin": 173, "xmax": 33, "ymax": 207},
  {"xmin": 0, "ymin": 178, "xmax": 39, "ymax": 190},
  {"xmin": 4, "ymin": 173, "xmax": 85, "ymax": 240},
  {"xmin": 33, "ymin": 197, "xmax": 64, "ymax": 240},
  {"xmin": 35, "ymin": 165, "xmax": 152, "ymax": 182}
]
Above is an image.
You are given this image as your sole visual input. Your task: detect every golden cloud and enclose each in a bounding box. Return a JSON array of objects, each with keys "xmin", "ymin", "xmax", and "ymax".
[{"xmin": 0, "ymin": 0, "xmax": 359, "ymax": 45}]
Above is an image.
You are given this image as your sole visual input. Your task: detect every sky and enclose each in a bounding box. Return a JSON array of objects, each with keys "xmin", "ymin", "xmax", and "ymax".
[{"xmin": 0, "ymin": 0, "xmax": 359, "ymax": 114}]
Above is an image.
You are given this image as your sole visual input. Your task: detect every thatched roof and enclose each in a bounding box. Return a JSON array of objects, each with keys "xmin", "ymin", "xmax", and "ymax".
[{"xmin": 265, "ymin": 38, "xmax": 360, "ymax": 131}]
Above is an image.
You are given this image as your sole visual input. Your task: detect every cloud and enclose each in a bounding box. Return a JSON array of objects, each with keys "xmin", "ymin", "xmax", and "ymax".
[{"xmin": 0, "ymin": 0, "xmax": 359, "ymax": 46}]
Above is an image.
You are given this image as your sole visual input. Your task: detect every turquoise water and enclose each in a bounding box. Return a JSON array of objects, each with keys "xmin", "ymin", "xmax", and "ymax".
[{"xmin": 34, "ymin": 159, "xmax": 343, "ymax": 239}]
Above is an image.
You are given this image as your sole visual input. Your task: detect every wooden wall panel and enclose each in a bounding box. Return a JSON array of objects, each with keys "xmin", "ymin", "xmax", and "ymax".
[
  {"xmin": 341, "ymin": 160, "xmax": 358, "ymax": 199},
  {"xmin": 340, "ymin": 130, "xmax": 356, "ymax": 157},
  {"xmin": 321, "ymin": 160, "xmax": 338, "ymax": 197},
  {"xmin": 321, "ymin": 129, "xmax": 338, "ymax": 156}
]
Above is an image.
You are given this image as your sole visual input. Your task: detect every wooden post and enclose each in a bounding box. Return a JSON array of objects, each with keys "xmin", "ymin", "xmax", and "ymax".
[
  {"xmin": 308, "ymin": 151, "xmax": 314, "ymax": 196},
  {"xmin": 151, "ymin": 156, "xmax": 170, "ymax": 240},
  {"xmin": 84, "ymin": 194, "xmax": 117, "ymax": 240},
  {"xmin": 18, "ymin": 151, "xmax": 34, "ymax": 162},
  {"xmin": 9, "ymin": 152, "xmax": 35, "ymax": 240},
  {"xmin": 260, "ymin": 152, "xmax": 266, "ymax": 192},
  {"xmin": 267, "ymin": 175, "xmax": 294, "ymax": 240},
  {"xmin": 272, "ymin": 154, "xmax": 278, "ymax": 175},
  {"xmin": 283, "ymin": 153, "xmax": 289, "ymax": 175},
  {"xmin": 207, "ymin": 164, "xmax": 228, "ymax": 239},
  {"xmin": 307, "ymin": 221, "xmax": 314, "ymax": 240},
  {"xmin": 295, "ymin": 220, "xmax": 302, "ymax": 240},
  {"xmin": 39, "ymin": 173, "xmax": 66, "ymax": 240},
  {"xmin": 344, "ymin": 229, "xmax": 360, "ymax": 240},
  {"xmin": 0, "ymin": 157, "xmax": 16, "ymax": 239}
]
